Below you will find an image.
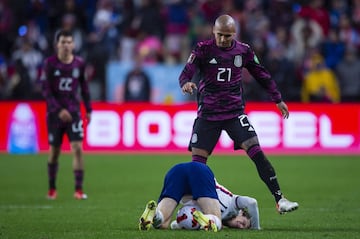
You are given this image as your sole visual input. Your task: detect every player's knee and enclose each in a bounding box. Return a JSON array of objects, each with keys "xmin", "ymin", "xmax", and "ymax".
[
  {"xmin": 71, "ymin": 142, "xmax": 82, "ymax": 155},
  {"xmin": 49, "ymin": 146, "xmax": 60, "ymax": 162},
  {"xmin": 242, "ymin": 137, "xmax": 260, "ymax": 151}
]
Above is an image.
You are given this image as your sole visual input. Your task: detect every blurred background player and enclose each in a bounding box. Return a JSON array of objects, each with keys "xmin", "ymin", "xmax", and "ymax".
[
  {"xmin": 179, "ymin": 14, "xmax": 298, "ymax": 214},
  {"xmin": 41, "ymin": 29, "xmax": 92, "ymax": 200},
  {"xmin": 171, "ymin": 179, "xmax": 260, "ymax": 230},
  {"xmin": 139, "ymin": 161, "xmax": 222, "ymax": 232}
]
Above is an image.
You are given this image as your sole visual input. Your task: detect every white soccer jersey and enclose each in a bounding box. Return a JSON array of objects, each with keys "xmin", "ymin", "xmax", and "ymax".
[
  {"xmin": 215, "ymin": 180, "xmax": 260, "ymax": 230},
  {"xmin": 215, "ymin": 181, "xmax": 239, "ymax": 220}
]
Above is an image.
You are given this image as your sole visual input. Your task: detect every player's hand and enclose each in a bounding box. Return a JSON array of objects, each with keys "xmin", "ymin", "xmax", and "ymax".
[
  {"xmin": 181, "ymin": 82, "xmax": 197, "ymax": 95},
  {"xmin": 276, "ymin": 101, "xmax": 289, "ymax": 119},
  {"xmin": 58, "ymin": 109, "xmax": 72, "ymax": 122}
]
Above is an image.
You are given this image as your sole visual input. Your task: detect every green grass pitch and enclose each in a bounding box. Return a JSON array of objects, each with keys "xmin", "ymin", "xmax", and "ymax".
[{"xmin": 0, "ymin": 153, "xmax": 359, "ymax": 239}]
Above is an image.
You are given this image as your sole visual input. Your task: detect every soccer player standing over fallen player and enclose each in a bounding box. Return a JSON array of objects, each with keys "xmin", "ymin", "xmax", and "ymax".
[
  {"xmin": 179, "ymin": 14, "xmax": 299, "ymax": 214},
  {"xmin": 41, "ymin": 29, "xmax": 92, "ymax": 200}
]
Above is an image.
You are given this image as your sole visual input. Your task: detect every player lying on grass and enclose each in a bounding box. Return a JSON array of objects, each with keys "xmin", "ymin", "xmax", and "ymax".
[
  {"xmin": 139, "ymin": 161, "xmax": 222, "ymax": 232},
  {"xmin": 170, "ymin": 179, "xmax": 260, "ymax": 230}
]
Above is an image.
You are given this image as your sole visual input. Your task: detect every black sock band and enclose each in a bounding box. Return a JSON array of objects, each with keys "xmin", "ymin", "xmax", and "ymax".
[
  {"xmin": 74, "ymin": 170, "xmax": 84, "ymax": 191},
  {"xmin": 192, "ymin": 155, "xmax": 207, "ymax": 164},
  {"xmin": 48, "ymin": 162, "xmax": 58, "ymax": 190}
]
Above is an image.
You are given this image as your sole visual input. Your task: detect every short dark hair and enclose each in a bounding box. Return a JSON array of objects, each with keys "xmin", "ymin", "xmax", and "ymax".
[
  {"xmin": 54, "ymin": 29, "xmax": 73, "ymax": 43},
  {"xmin": 222, "ymin": 209, "xmax": 251, "ymax": 228}
]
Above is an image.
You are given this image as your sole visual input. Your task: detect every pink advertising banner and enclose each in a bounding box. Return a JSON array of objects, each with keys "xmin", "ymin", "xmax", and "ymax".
[{"xmin": 0, "ymin": 102, "xmax": 359, "ymax": 154}]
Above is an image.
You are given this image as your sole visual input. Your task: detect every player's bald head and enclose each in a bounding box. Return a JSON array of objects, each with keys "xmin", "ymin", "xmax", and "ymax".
[
  {"xmin": 214, "ymin": 14, "xmax": 236, "ymax": 33},
  {"xmin": 213, "ymin": 14, "xmax": 236, "ymax": 48}
]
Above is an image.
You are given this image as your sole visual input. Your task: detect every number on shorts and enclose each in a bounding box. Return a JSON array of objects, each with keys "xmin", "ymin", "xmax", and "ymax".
[
  {"xmin": 72, "ymin": 120, "xmax": 84, "ymax": 137},
  {"xmin": 238, "ymin": 115, "xmax": 255, "ymax": 132}
]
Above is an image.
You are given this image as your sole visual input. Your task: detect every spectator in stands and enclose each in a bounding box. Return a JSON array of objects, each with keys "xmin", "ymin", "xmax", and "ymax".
[
  {"xmin": 118, "ymin": 0, "xmax": 138, "ymax": 63},
  {"xmin": 0, "ymin": 0, "xmax": 14, "ymax": 59},
  {"xmin": 270, "ymin": 26, "xmax": 296, "ymax": 62},
  {"xmin": 26, "ymin": 0, "xmax": 49, "ymax": 34},
  {"xmin": 123, "ymin": 56, "xmax": 152, "ymax": 102},
  {"xmin": 335, "ymin": 45, "xmax": 360, "ymax": 102},
  {"xmin": 350, "ymin": 0, "xmax": 360, "ymax": 31},
  {"xmin": 265, "ymin": 46, "xmax": 300, "ymax": 102},
  {"xmin": 321, "ymin": 27, "xmax": 345, "ymax": 69},
  {"xmin": 11, "ymin": 38, "xmax": 43, "ymax": 99},
  {"xmin": 17, "ymin": 19, "xmax": 49, "ymax": 55},
  {"xmin": 163, "ymin": 0, "xmax": 190, "ymax": 64},
  {"xmin": 298, "ymin": 0, "xmax": 330, "ymax": 36},
  {"xmin": 338, "ymin": 13, "xmax": 360, "ymax": 50},
  {"xmin": 200, "ymin": 0, "xmax": 223, "ymax": 24},
  {"xmin": 267, "ymin": 0, "xmax": 294, "ymax": 31},
  {"xmin": 136, "ymin": 33, "xmax": 164, "ymax": 64},
  {"xmin": 0, "ymin": 54, "xmax": 8, "ymax": 100},
  {"xmin": 91, "ymin": 0, "xmax": 120, "ymax": 60},
  {"xmin": 301, "ymin": 53, "xmax": 340, "ymax": 103},
  {"xmin": 290, "ymin": 16, "xmax": 324, "ymax": 64},
  {"xmin": 136, "ymin": 0, "xmax": 165, "ymax": 41},
  {"xmin": 6, "ymin": 59, "xmax": 32, "ymax": 100},
  {"xmin": 61, "ymin": 0, "xmax": 87, "ymax": 31},
  {"xmin": 86, "ymin": 0, "xmax": 120, "ymax": 100},
  {"xmin": 187, "ymin": 5, "xmax": 212, "ymax": 47},
  {"xmin": 329, "ymin": 0, "xmax": 349, "ymax": 29}
]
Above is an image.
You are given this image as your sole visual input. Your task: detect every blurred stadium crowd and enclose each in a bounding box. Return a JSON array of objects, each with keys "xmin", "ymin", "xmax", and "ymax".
[{"xmin": 0, "ymin": 0, "xmax": 360, "ymax": 102}]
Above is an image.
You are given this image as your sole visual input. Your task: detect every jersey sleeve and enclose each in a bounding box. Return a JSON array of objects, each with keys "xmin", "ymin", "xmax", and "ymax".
[
  {"xmin": 234, "ymin": 195, "xmax": 261, "ymax": 230},
  {"xmin": 78, "ymin": 62, "xmax": 92, "ymax": 113},
  {"xmin": 40, "ymin": 59, "xmax": 62, "ymax": 114},
  {"xmin": 244, "ymin": 47, "xmax": 283, "ymax": 103},
  {"xmin": 178, "ymin": 42, "xmax": 203, "ymax": 87},
  {"xmin": 215, "ymin": 180, "xmax": 238, "ymax": 220},
  {"xmin": 216, "ymin": 179, "xmax": 260, "ymax": 229}
]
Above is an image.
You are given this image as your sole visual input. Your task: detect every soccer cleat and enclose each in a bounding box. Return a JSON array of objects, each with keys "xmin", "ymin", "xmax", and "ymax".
[
  {"xmin": 47, "ymin": 189, "xmax": 57, "ymax": 200},
  {"xmin": 74, "ymin": 190, "xmax": 88, "ymax": 200},
  {"xmin": 276, "ymin": 198, "xmax": 299, "ymax": 214},
  {"xmin": 139, "ymin": 200, "xmax": 157, "ymax": 231},
  {"xmin": 192, "ymin": 210, "xmax": 218, "ymax": 232}
]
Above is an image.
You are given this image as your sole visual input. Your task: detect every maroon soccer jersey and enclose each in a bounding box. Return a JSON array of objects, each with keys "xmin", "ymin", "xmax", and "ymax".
[
  {"xmin": 179, "ymin": 39, "xmax": 282, "ymax": 121},
  {"xmin": 41, "ymin": 55, "xmax": 92, "ymax": 118}
]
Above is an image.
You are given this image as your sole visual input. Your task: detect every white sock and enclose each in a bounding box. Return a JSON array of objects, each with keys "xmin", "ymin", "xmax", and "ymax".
[{"xmin": 153, "ymin": 209, "xmax": 164, "ymax": 229}]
